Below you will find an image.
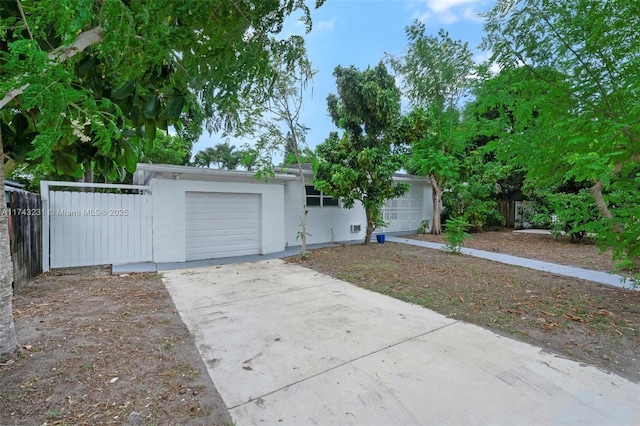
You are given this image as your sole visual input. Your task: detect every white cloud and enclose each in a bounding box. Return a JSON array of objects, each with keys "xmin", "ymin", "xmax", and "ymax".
[
  {"xmin": 474, "ymin": 50, "xmax": 492, "ymax": 63},
  {"xmin": 462, "ymin": 7, "xmax": 485, "ymax": 22},
  {"xmin": 413, "ymin": 11, "xmax": 432, "ymax": 23},
  {"xmin": 314, "ymin": 19, "xmax": 336, "ymax": 34},
  {"xmin": 413, "ymin": 0, "xmax": 486, "ymax": 24},
  {"xmin": 439, "ymin": 10, "xmax": 458, "ymax": 24},
  {"xmin": 425, "ymin": 0, "xmax": 481, "ymax": 13}
]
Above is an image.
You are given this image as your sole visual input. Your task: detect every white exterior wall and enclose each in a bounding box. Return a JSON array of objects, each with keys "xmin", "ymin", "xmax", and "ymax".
[
  {"xmin": 151, "ymin": 177, "xmax": 286, "ymax": 263},
  {"xmin": 379, "ymin": 181, "xmax": 433, "ymax": 233},
  {"xmin": 422, "ymin": 182, "xmax": 434, "ymax": 230},
  {"xmin": 285, "ymin": 179, "xmax": 434, "ymax": 247},
  {"xmin": 284, "ymin": 180, "xmax": 367, "ymax": 246}
]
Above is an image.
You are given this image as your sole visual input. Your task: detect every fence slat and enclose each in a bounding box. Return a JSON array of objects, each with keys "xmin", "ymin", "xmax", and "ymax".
[
  {"xmin": 49, "ymin": 190, "xmax": 152, "ymax": 268},
  {"xmin": 9, "ymin": 191, "xmax": 43, "ymax": 292}
]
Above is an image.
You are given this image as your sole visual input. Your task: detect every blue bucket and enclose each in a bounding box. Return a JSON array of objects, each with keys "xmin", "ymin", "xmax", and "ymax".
[{"xmin": 376, "ymin": 234, "xmax": 385, "ymax": 244}]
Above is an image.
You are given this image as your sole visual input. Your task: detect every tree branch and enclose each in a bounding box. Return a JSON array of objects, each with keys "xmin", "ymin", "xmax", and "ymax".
[
  {"xmin": 0, "ymin": 26, "xmax": 103, "ymax": 110},
  {"xmin": 16, "ymin": 0, "xmax": 33, "ymax": 40},
  {"xmin": 48, "ymin": 26, "xmax": 103, "ymax": 62}
]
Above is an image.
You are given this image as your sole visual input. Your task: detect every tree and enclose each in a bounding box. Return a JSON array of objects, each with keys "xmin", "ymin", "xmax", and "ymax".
[
  {"xmin": 193, "ymin": 147, "xmax": 218, "ymax": 168},
  {"xmin": 193, "ymin": 142, "xmax": 242, "ymax": 169},
  {"xmin": 214, "ymin": 142, "xmax": 242, "ymax": 170},
  {"xmin": 0, "ymin": 127, "xmax": 18, "ymax": 360},
  {"xmin": 0, "ymin": 0, "xmax": 323, "ymax": 361},
  {"xmin": 239, "ymin": 39, "xmax": 316, "ymax": 255},
  {"xmin": 283, "ymin": 133, "xmax": 315, "ymax": 166},
  {"xmin": 482, "ymin": 0, "xmax": 640, "ymax": 268},
  {"xmin": 390, "ymin": 22, "xmax": 475, "ymax": 234},
  {"xmin": 139, "ymin": 132, "xmax": 192, "ymax": 166},
  {"xmin": 313, "ymin": 63, "xmax": 408, "ymax": 244}
]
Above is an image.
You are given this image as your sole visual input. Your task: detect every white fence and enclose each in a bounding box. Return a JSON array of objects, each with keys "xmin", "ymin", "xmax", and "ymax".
[{"xmin": 41, "ymin": 181, "xmax": 152, "ymax": 271}]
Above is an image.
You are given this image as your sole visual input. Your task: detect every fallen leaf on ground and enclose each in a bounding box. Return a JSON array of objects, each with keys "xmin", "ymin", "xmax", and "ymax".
[{"xmin": 563, "ymin": 312, "xmax": 586, "ymax": 322}]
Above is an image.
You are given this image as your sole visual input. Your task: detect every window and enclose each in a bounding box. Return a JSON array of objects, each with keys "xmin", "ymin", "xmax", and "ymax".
[{"xmin": 305, "ymin": 185, "xmax": 339, "ymax": 207}]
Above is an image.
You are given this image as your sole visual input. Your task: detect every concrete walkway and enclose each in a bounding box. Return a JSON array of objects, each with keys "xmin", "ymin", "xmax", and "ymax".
[
  {"xmin": 387, "ymin": 236, "xmax": 637, "ymax": 290},
  {"xmin": 160, "ymin": 259, "xmax": 640, "ymax": 426}
]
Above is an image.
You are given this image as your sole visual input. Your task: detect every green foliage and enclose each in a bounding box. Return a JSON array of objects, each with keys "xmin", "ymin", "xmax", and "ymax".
[
  {"xmin": 193, "ymin": 142, "xmax": 242, "ymax": 170},
  {"xmin": 440, "ymin": 144, "xmax": 504, "ymax": 231},
  {"xmin": 516, "ymin": 202, "xmax": 552, "ymax": 230},
  {"xmin": 1, "ymin": 0, "xmax": 321, "ymax": 181},
  {"xmin": 418, "ymin": 219, "xmax": 431, "ymax": 234},
  {"xmin": 236, "ymin": 39, "xmax": 315, "ymax": 177},
  {"xmin": 546, "ymin": 191, "xmax": 600, "ymax": 242},
  {"xmin": 391, "ymin": 22, "xmax": 475, "ymax": 235},
  {"xmin": 444, "ymin": 217, "xmax": 471, "ymax": 254},
  {"xmin": 283, "ymin": 135, "xmax": 315, "ymax": 166},
  {"xmin": 390, "ymin": 23, "xmax": 474, "ymax": 109},
  {"xmin": 139, "ymin": 132, "xmax": 192, "ymax": 166},
  {"xmin": 481, "ymin": 0, "xmax": 640, "ymax": 266},
  {"xmin": 314, "ymin": 63, "xmax": 408, "ymax": 243}
]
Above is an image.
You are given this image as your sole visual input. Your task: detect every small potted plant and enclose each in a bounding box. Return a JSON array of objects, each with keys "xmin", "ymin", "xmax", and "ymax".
[{"xmin": 374, "ymin": 217, "xmax": 388, "ymax": 244}]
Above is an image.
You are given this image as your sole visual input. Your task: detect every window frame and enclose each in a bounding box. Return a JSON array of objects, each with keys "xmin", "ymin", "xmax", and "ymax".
[{"xmin": 305, "ymin": 185, "xmax": 339, "ymax": 208}]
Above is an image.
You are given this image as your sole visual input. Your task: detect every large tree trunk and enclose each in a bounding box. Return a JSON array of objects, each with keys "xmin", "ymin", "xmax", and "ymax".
[
  {"xmin": 0, "ymin": 126, "xmax": 18, "ymax": 361},
  {"xmin": 430, "ymin": 175, "xmax": 442, "ymax": 235},
  {"xmin": 590, "ymin": 179, "xmax": 640, "ymax": 269},
  {"xmin": 364, "ymin": 208, "xmax": 373, "ymax": 244}
]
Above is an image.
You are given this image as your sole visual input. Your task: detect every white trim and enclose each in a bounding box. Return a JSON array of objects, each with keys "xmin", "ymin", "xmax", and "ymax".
[{"xmin": 134, "ymin": 163, "xmax": 297, "ymax": 185}]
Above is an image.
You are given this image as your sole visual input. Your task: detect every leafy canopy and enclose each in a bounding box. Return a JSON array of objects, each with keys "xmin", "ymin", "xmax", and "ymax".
[
  {"xmin": 1, "ymin": 0, "xmax": 323, "ymax": 179},
  {"xmin": 314, "ymin": 62, "xmax": 408, "ymax": 243},
  {"xmin": 391, "ymin": 21, "xmax": 475, "ymax": 234},
  {"xmin": 481, "ymin": 0, "xmax": 640, "ymax": 265}
]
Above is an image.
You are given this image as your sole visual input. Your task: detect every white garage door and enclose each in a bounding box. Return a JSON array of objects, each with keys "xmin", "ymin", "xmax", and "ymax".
[
  {"xmin": 185, "ymin": 192, "xmax": 261, "ymax": 260},
  {"xmin": 382, "ymin": 184, "xmax": 424, "ymax": 232}
]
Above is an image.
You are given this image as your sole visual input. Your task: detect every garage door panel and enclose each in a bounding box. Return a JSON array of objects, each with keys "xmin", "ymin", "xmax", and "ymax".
[
  {"xmin": 185, "ymin": 192, "xmax": 261, "ymax": 260},
  {"xmin": 187, "ymin": 227, "xmax": 260, "ymax": 241},
  {"xmin": 383, "ymin": 184, "xmax": 424, "ymax": 232},
  {"xmin": 186, "ymin": 215, "xmax": 260, "ymax": 224}
]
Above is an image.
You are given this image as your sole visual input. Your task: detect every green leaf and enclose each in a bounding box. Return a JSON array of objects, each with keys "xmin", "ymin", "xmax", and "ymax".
[
  {"xmin": 163, "ymin": 96, "xmax": 185, "ymax": 120},
  {"xmin": 143, "ymin": 94, "xmax": 160, "ymax": 119},
  {"xmin": 122, "ymin": 141, "xmax": 138, "ymax": 173},
  {"xmin": 112, "ymin": 81, "xmax": 135, "ymax": 100},
  {"xmin": 145, "ymin": 120, "xmax": 157, "ymax": 141},
  {"xmin": 52, "ymin": 151, "xmax": 80, "ymax": 175}
]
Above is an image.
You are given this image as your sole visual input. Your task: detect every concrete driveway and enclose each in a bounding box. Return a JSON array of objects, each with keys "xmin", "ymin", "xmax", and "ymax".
[{"xmin": 160, "ymin": 259, "xmax": 640, "ymax": 425}]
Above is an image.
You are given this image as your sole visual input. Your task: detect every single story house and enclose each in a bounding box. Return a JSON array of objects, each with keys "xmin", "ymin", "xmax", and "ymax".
[
  {"xmin": 40, "ymin": 164, "xmax": 433, "ymax": 271},
  {"xmin": 133, "ymin": 163, "xmax": 433, "ymax": 263}
]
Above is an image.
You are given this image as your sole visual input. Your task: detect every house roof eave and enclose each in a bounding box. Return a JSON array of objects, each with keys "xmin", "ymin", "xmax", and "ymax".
[{"xmin": 134, "ymin": 163, "xmax": 298, "ymax": 185}]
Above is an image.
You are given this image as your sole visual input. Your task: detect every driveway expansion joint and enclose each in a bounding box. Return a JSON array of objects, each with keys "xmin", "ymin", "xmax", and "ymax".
[{"xmin": 228, "ymin": 320, "xmax": 460, "ymax": 410}]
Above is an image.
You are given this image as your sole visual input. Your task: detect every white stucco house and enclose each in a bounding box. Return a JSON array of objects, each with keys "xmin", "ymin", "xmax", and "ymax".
[
  {"xmin": 132, "ymin": 163, "xmax": 433, "ymax": 263},
  {"xmin": 39, "ymin": 163, "xmax": 434, "ymax": 271}
]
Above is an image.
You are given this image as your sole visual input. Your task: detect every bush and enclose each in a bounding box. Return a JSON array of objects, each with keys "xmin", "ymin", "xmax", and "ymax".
[
  {"xmin": 547, "ymin": 191, "xmax": 598, "ymax": 243},
  {"xmin": 418, "ymin": 219, "xmax": 431, "ymax": 234},
  {"xmin": 444, "ymin": 217, "xmax": 471, "ymax": 253}
]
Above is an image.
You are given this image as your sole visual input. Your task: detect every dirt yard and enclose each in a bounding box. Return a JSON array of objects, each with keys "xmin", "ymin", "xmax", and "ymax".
[
  {"xmin": 288, "ymin": 230, "xmax": 640, "ymax": 384},
  {"xmin": 2, "ymin": 229, "xmax": 639, "ymax": 425},
  {"xmin": 1, "ymin": 267, "xmax": 231, "ymax": 426}
]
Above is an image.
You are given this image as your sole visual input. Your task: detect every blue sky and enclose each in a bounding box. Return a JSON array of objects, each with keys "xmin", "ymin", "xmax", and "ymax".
[{"xmin": 193, "ymin": 0, "xmax": 496, "ymax": 158}]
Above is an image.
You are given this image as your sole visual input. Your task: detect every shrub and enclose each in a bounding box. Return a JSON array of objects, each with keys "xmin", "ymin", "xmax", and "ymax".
[{"xmin": 444, "ymin": 217, "xmax": 471, "ymax": 253}]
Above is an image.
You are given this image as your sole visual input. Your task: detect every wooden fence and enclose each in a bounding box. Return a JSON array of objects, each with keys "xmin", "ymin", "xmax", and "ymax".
[
  {"xmin": 8, "ymin": 190, "xmax": 42, "ymax": 292},
  {"xmin": 497, "ymin": 200, "xmax": 516, "ymax": 228}
]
